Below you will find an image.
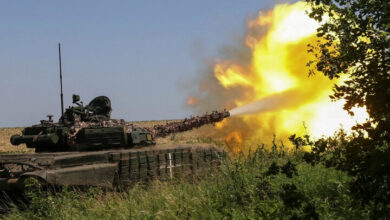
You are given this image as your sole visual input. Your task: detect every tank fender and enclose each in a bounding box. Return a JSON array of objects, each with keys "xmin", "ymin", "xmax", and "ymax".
[{"xmin": 44, "ymin": 163, "xmax": 118, "ymax": 188}]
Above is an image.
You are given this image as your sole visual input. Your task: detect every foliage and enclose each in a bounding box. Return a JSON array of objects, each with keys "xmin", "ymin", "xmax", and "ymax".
[
  {"xmin": 290, "ymin": 130, "xmax": 390, "ymax": 218},
  {"xmin": 305, "ymin": 0, "xmax": 390, "ymax": 218},
  {"xmin": 306, "ymin": 0, "xmax": 390, "ymax": 131},
  {"xmin": 305, "ymin": 0, "xmax": 390, "ymax": 146}
]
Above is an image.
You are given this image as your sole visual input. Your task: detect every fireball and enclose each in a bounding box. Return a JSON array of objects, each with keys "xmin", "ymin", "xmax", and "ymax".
[{"xmin": 188, "ymin": 2, "xmax": 368, "ymax": 151}]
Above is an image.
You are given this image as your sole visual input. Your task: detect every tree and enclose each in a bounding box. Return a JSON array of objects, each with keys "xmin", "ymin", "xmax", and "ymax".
[
  {"xmin": 305, "ymin": 0, "xmax": 390, "ymax": 217},
  {"xmin": 306, "ymin": 0, "xmax": 389, "ymax": 140}
]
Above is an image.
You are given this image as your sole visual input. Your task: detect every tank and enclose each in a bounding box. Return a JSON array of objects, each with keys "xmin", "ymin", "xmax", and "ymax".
[
  {"xmin": 10, "ymin": 94, "xmax": 229, "ymax": 152},
  {"xmin": 0, "ymin": 94, "xmax": 230, "ymax": 192}
]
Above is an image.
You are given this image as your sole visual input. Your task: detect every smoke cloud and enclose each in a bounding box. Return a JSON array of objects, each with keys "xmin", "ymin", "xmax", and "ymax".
[{"xmin": 183, "ymin": 3, "xmax": 325, "ymax": 149}]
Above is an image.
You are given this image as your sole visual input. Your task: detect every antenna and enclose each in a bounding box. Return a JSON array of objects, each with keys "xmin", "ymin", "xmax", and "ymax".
[{"xmin": 58, "ymin": 43, "xmax": 64, "ymax": 121}]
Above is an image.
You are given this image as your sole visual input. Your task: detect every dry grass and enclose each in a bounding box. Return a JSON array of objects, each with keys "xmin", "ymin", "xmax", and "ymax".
[
  {"xmin": 0, "ymin": 127, "xmax": 33, "ymax": 154},
  {"xmin": 0, "ymin": 120, "xmax": 226, "ymax": 154},
  {"xmin": 133, "ymin": 120, "xmax": 226, "ymax": 147}
]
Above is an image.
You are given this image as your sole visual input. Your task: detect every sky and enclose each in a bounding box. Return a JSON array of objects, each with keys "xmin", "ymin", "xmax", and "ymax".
[{"xmin": 0, "ymin": 0, "xmax": 295, "ymax": 127}]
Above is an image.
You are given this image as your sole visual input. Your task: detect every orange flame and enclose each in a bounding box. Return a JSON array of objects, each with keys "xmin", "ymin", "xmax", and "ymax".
[{"xmin": 225, "ymin": 131, "xmax": 243, "ymax": 154}]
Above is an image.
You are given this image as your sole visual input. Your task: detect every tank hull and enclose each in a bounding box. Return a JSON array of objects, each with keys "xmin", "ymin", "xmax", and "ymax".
[{"xmin": 0, "ymin": 145, "xmax": 226, "ymax": 191}]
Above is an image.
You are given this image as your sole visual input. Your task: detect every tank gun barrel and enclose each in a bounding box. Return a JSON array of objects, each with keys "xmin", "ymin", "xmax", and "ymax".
[{"xmin": 152, "ymin": 110, "xmax": 230, "ymax": 138}]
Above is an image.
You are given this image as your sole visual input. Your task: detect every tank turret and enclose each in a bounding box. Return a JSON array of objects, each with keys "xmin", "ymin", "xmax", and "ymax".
[{"xmin": 10, "ymin": 95, "xmax": 230, "ymax": 152}]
